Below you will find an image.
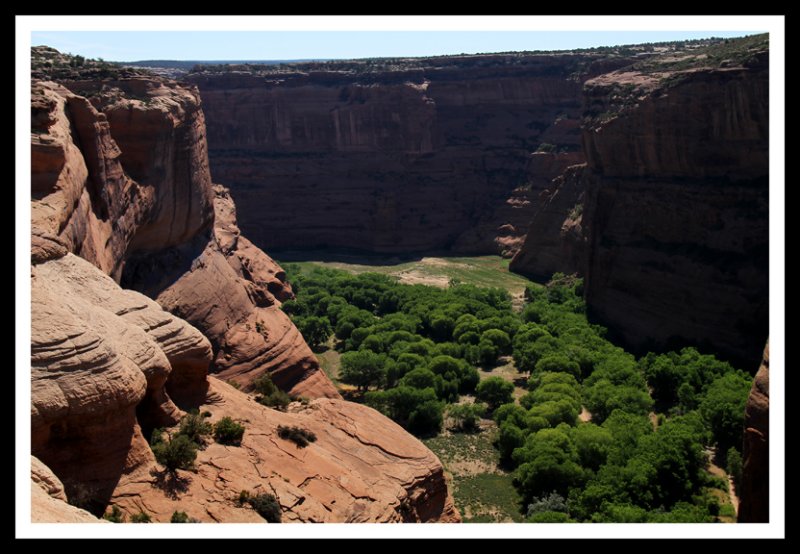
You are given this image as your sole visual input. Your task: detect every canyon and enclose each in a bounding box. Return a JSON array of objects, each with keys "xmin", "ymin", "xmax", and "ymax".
[
  {"xmin": 29, "ymin": 34, "xmax": 771, "ymax": 524},
  {"xmin": 190, "ymin": 38, "xmax": 769, "ymax": 369}
]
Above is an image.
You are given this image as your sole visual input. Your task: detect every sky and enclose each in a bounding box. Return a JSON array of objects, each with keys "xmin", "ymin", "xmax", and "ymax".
[{"xmin": 29, "ymin": 30, "xmax": 758, "ymax": 62}]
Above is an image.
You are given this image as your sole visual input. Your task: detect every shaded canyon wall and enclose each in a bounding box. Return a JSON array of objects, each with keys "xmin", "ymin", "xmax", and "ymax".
[{"xmin": 188, "ymin": 55, "xmax": 631, "ymax": 256}]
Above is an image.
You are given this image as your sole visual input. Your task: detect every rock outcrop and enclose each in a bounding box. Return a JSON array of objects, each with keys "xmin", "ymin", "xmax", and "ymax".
[
  {"xmin": 738, "ymin": 342, "xmax": 769, "ymax": 522},
  {"xmin": 509, "ymin": 163, "xmax": 588, "ymax": 280},
  {"xmin": 187, "ymin": 55, "xmax": 632, "ymax": 257},
  {"xmin": 121, "ymin": 185, "xmax": 338, "ymax": 398},
  {"xmin": 30, "ymin": 68, "xmax": 457, "ymax": 522},
  {"xmin": 31, "ymin": 252, "xmax": 212, "ymax": 510},
  {"xmin": 111, "ymin": 379, "xmax": 459, "ymax": 522},
  {"xmin": 512, "ymin": 37, "xmax": 769, "ymax": 368},
  {"xmin": 32, "ymin": 79, "xmax": 334, "ymax": 396},
  {"xmin": 31, "ymin": 456, "xmax": 105, "ymax": 523}
]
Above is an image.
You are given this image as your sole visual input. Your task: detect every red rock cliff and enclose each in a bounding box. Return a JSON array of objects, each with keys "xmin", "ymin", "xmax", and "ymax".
[
  {"xmin": 513, "ymin": 40, "xmax": 769, "ymax": 368},
  {"xmin": 738, "ymin": 342, "xmax": 769, "ymax": 522},
  {"xmin": 30, "ymin": 71, "xmax": 458, "ymax": 522},
  {"xmin": 187, "ymin": 55, "xmax": 630, "ymax": 257}
]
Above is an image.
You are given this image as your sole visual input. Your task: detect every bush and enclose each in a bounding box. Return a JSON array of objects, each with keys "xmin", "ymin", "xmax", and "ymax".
[
  {"xmin": 277, "ymin": 425, "xmax": 317, "ymax": 448},
  {"xmin": 178, "ymin": 411, "xmax": 212, "ymax": 445},
  {"xmin": 527, "ymin": 492, "xmax": 569, "ymax": 516},
  {"xmin": 103, "ymin": 505, "xmax": 125, "ymax": 523},
  {"xmin": 475, "ymin": 377, "xmax": 514, "ymax": 410},
  {"xmin": 130, "ymin": 510, "xmax": 151, "ymax": 523},
  {"xmin": 446, "ymin": 402, "xmax": 486, "ymax": 432},
  {"xmin": 214, "ymin": 417, "xmax": 245, "ymax": 445},
  {"xmin": 152, "ymin": 433, "xmax": 198, "ymax": 472},
  {"xmin": 170, "ymin": 511, "xmax": 191, "ymax": 523},
  {"xmin": 527, "ymin": 511, "xmax": 573, "ymax": 523},
  {"xmin": 253, "ymin": 372, "xmax": 292, "ymax": 410},
  {"xmin": 248, "ymin": 493, "xmax": 281, "ymax": 523}
]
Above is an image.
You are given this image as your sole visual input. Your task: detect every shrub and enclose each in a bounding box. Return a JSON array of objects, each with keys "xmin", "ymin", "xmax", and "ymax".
[
  {"xmin": 130, "ymin": 510, "xmax": 152, "ymax": 523},
  {"xmin": 152, "ymin": 433, "xmax": 198, "ymax": 472},
  {"xmin": 527, "ymin": 492, "xmax": 569, "ymax": 516},
  {"xmin": 214, "ymin": 417, "xmax": 245, "ymax": 445},
  {"xmin": 253, "ymin": 372, "xmax": 292, "ymax": 410},
  {"xmin": 248, "ymin": 493, "xmax": 281, "ymax": 523},
  {"xmin": 171, "ymin": 511, "xmax": 190, "ymax": 523},
  {"xmin": 277, "ymin": 425, "xmax": 318, "ymax": 448},
  {"xmin": 103, "ymin": 505, "xmax": 125, "ymax": 523},
  {"xmin": 237, "ymin": 490, "xmax": 251, "ymax": 505},
  {"xmin": 178, "ymin": 411, "xmax": 212, "ymax": 445},
  {"xmin": 446, "ymin": 402, "xmax": 486, "ymax": 432}
]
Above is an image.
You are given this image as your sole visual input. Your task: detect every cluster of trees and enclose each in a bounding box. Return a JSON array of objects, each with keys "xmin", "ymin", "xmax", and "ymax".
[
  {"xmin": 492, "ymin": 274, "xmax": 752, "ymax": 522},
  {"xmin": 285, "ymin": 265, "xmax": 753, "ymax": 522},
  {"xmin": 283, "ymin": 267, "xmax": 521, "ymax": 436}
]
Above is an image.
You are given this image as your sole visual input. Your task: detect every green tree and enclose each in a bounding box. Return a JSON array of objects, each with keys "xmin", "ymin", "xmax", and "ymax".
[
  {"xmin": 340, "ymin": 350, "xmax": 387, "ymax": 391},
  {"xmin": 296, "ymin": 315, "xmax": 332, "ymax": 349},
  {"xmin": 699, "ymin": 372, "xmax": 752, "ymax": 450},
  {"xmin": 475, "ymin": 377, "xmax": 514, "ymax": 410},
  {"xmin": 513, "ymin": 427, "xmax": 585, "ymax": 502},
  {"xmin": 570, "ymin": 423, "xmax": 613, "ymax": 471},
  {"xmin": 365, "ymin": 386, "xmax": 442, "ymax": 436},
  {"xmin": 481, "ymin": 329, "xmax": 511, "ymax": 354},
  {"xmin": 727, "ymin": 447, "xmax": 743, "ymax": 489},
  {"xmin": 177, "ymin": 411, "xmax": 212, "ymax": 445},
  {"xmin": 131, "ymin": 510, "xmax": 152, "ymax": 523},
  {"xmin": 151, "ymin": 433, "xmax": 198, "ymax": 472},
  {"xmin": 399, "ymin": 368, "xmax": 438, "ymax": 390}
]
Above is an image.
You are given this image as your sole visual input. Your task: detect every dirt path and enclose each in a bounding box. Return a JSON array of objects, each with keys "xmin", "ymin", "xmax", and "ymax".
[
  {"xmin": 707, "ymin": 458, "xmax": 740, "ymax": 516},
  {"xmin": 579, "ymin": 407, "xmax": 592, "ymax": 422}
]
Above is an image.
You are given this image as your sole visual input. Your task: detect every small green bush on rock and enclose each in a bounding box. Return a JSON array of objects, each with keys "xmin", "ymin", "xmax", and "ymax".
[{"xmin": 214, "ymin": 417, "xmax": 245, "ymax": 445}]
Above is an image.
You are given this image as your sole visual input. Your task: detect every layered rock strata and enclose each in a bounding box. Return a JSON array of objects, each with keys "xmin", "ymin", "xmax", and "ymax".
[
  {"xmin": 30, "ymin": 73, "xmax": 457, "ymax": 522},
  {"xmin": 188, "ymin": 55, "xmax": 632, "ymax": 256}
]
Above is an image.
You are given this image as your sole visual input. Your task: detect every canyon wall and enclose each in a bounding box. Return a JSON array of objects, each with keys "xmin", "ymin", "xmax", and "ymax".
[
  {"xmin": 513, "ymin": 46, "xmax": 769, "ymax": 369},
  {"xmin": 188, "ymin": 55, "xmax": 629, "ymax": 256},
  {"xmin": 30, "ymin": 71, "xmax": 458, "ymax": 522},
  {"xmin": 738, "ymin": 342, "xmax": 770, "ymax": 522}
]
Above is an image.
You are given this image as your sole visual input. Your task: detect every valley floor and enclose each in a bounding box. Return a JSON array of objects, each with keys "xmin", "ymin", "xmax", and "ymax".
[{"xmin": 286, "ymin": 253, "xmax": 742, "ymax": 523}]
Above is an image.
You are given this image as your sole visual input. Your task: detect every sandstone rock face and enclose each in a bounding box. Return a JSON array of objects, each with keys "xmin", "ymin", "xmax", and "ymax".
[
  {"xmin": 31, "ymin": 253, "xmax": 212, "ymax": 510},
  {"xmin": 739, "ymin": 342, "xmax": 769, "ymax": 522},
  {"xmin": 516, "ymin": 52, "xmax": 769, "ymax": 368},
  {"xmin": 122, "ymin": 185, "xmax": 339, "ymax": 398},
  {"xmin": 111, "ymin": 379, "xmax": 459, "ymax": 523},
  {"xmin": 31, "ymin": 456, "xmax": 105, "ymax": 523},
  {"xmin": 32, "ymin": 79, "xmax": 335, "ymax": 397},
  {"xmin": 187, "ymin": 56, "xmax": 631, "ymax": 257},
  {"xmin": 31, "ymin": 69, "xmax": 455, "ymax": 522},
  {"xmin": 509, "ymin": 163, "xmax": 589, "ymax": 280}
]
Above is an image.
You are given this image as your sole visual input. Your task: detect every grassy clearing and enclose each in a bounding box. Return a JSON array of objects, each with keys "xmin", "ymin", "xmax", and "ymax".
[
  {"xmin": 277, "ymin": 253, "xmax": 538, "ymax": 302},
  {"xmin": 424, "ymin": 425, "xmax": 524, "ymax": 522}
]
